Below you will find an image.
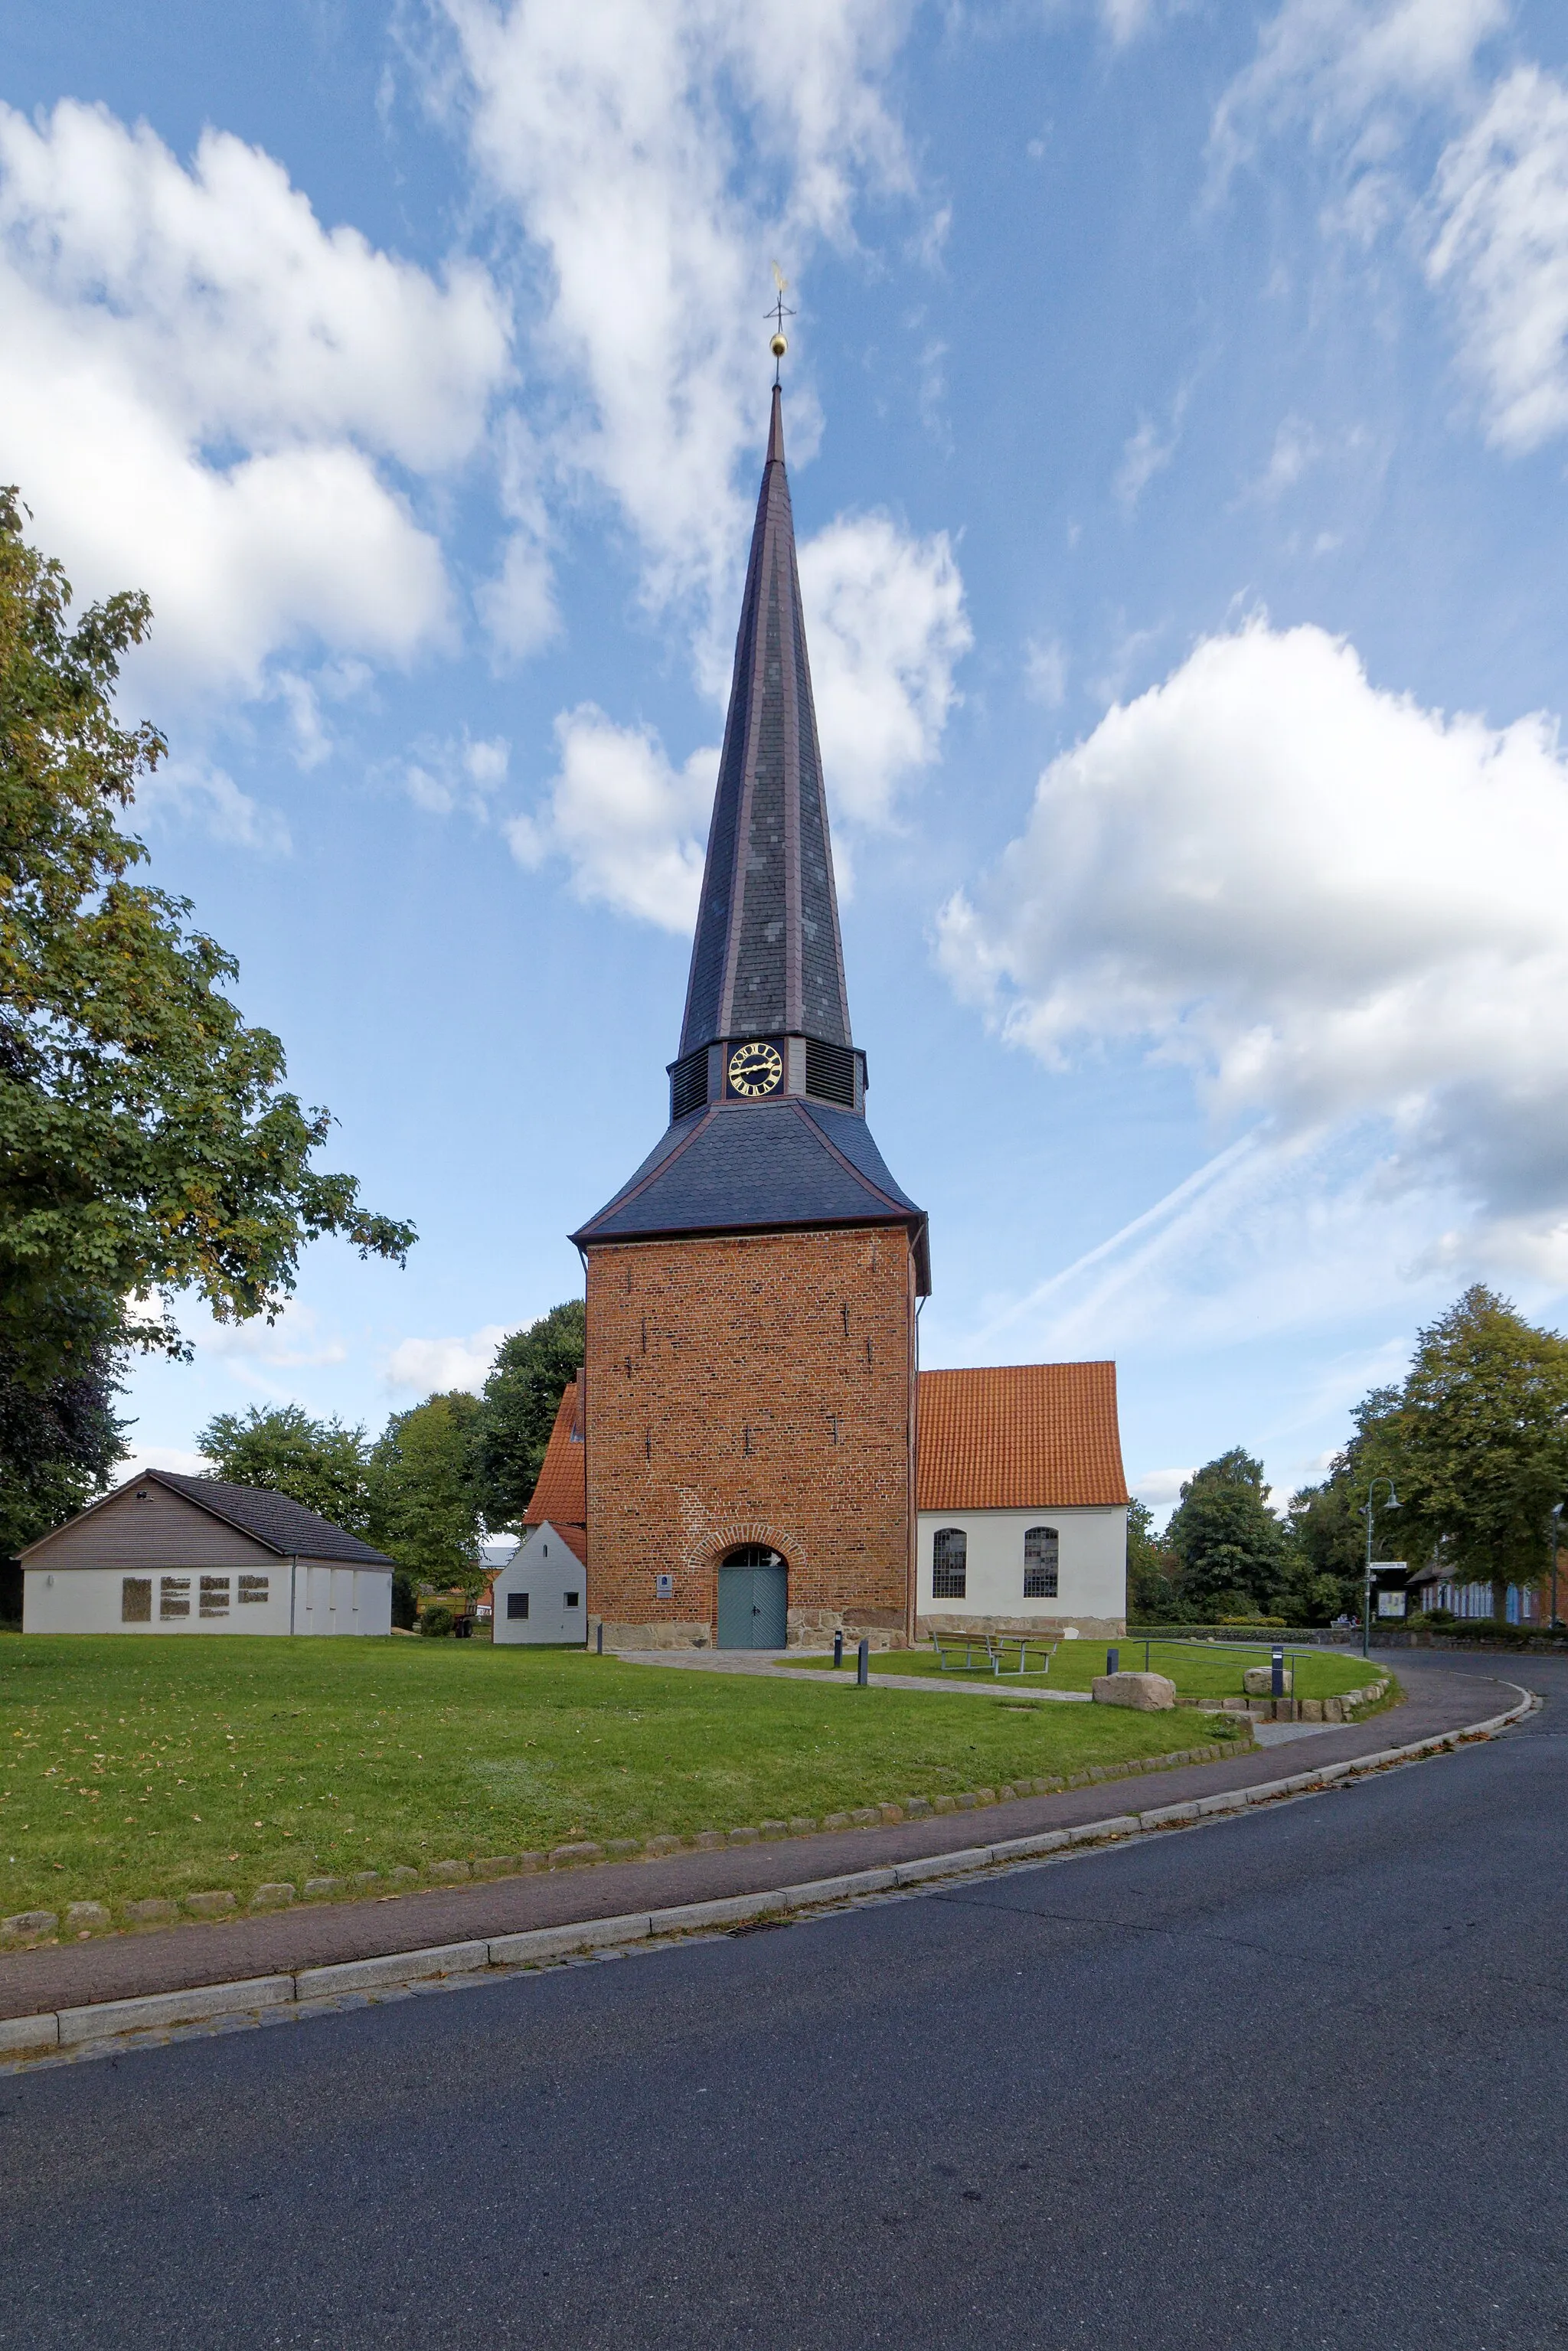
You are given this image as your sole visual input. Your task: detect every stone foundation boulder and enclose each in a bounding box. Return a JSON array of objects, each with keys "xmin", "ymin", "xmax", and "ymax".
[
  {"xmin": 1243, "ymin": 1665, "xmax": 1293, "ymax": 1696},
  {"xmin": 1092, "ymin": 1670, "xmax": 1178, "ymax": 1711}
]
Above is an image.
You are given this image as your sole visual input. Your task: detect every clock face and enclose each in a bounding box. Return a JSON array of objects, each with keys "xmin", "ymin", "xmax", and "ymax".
[{"xmin": 727, "ymin": 1039, "xmax": 784, "ymax": 1098}]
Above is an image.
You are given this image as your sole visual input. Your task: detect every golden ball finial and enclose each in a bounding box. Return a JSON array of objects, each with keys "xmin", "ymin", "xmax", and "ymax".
[{"xmin": 770, "ymin": 331, "xmax": 788, "ymax": 361}]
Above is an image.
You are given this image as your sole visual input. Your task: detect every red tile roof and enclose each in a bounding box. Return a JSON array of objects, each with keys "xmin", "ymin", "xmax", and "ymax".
[
  {"xmin": 524, "ymin": 1381, "xmax": 586, "ymax": 1533},
  {"xmin": 916, "ymin": 1363, "xmax": 1128, "ymax": 1512}
]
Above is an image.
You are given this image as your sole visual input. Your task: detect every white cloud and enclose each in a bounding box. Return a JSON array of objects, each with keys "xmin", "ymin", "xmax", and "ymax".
[
  {"xmin": 201, "ymin": 1304, "xmax": 348, "ymax": 1374},
  {"xmin": 1099, "ymin": 0, "xmax": 1160, "ymax": 47},
  {"xmin": 797, "ymin": 514, "xmax": 971, "ymax": 828},
  {"xmin": 0, "ymin": 100, "xmax": 510, "ymax": 694},
  {"xmin": 390, "ymin": 730, "xmax": 511, "ymax": 819},
  {"xmin": 1427, "ymin": 66, "xmax": 1568, "ymax": 452},
  {"xmin": 1024, "ymin": 637, "xmax": 1069, "ymax": 708},
  {"xmin": 435, "ymin": 0, "xmax": 915, "ymax": 639},
  {"xmin": 1114, "ymin": 413, "xmax": 1179, "ymax": 512},
  {"xmin": 507, "ymin": 707, "xmax": 717, "ymax": 931},
  {"xmin": 1212, "ymin": 0, "xmax": 1506, "ymax": 165},
  {"xmin": 136, "ymin": 760, "xmax": 292, "ymax": 855},
  {"xmin": 384, "ymin": 1324, "xmax": 512, "ymax": 1394},
  {"xmin": 938, "ymin": 619, "xmax": 1568, "ymax": 1272},
  {"xmin": 1207, "ymin": 3, "xmax": 1568, "ymax": 459},
  {"xmin": 1256, "ymin": 412, "xmax": 1324, "ymax": 495},
  {"xmin": 479, "ymin": 409, "xmax": 558, "ymax": 660},
  {"xmin": 1132, "ymin": 1466, "xmax": 1195, "ymax": 1509},
  {"xmin": 115, "ymin": 1446, "xmax": 210, "ymax": 1485},
  {"xmin": 514, "ymin": 516, "xmax": 969, "ymax": 929}
]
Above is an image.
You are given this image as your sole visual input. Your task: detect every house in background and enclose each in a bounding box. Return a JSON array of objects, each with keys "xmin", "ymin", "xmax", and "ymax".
[
  {"xmin": 472, "ymin": 1533, "xmax": 520, "ymax": 1625},
  {"xmin": 492, "ymin": 1380, "xmax": 589, "ymax": 1647},
  {"xmin": 1403, "ymin": 1559, "xmax": 1555, "ymax": 1627},
  {"xmin": 915, "ymin": 1363, "xmax": 1129, "ymax": 1641},
  {"xmin": 20, "ymin": 1470, "xmax": 394, "ymax": 1636}
]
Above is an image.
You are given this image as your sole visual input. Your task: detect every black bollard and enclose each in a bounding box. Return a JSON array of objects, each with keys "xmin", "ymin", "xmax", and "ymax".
[
  {"xmin": 833, "ymin": 1628, "xmax": 844, "ymax": 1670},
  {"xmin": 1271, "ymin": 1645, "xmax": 1285, "ymax": 1699},
  {"xmin": 1106, "ymin": 1647, "xmax": 1119, "ymax": 1676},
  {"xmin": 857, "ymin": 1637, "xmax": 869, "ymax": 1687},
  {"xmin": 596, "ymin": 1621, "xmax": 604, "ymax": 1656}
]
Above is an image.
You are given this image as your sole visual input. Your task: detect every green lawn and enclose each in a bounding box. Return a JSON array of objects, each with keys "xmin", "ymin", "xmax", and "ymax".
[
  {"xmin": 0, "ymin": 1637, "xmax": 1242, "ymax": 1927},
  {"xmin": 781, "ymin": 1637, "xmax": 1377, "ymax": 1702}
]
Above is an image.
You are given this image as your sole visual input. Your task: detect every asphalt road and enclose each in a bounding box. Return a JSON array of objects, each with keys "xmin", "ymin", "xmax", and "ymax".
[{"xmin": 2, "ymin": 1653, "xmax": 1563, "ymax": 2350}]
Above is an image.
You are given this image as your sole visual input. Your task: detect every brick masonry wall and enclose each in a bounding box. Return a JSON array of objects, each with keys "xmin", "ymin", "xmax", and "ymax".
[{"xmin": 585, "ymin": 1226, "xmax": 917, "ymax": 1646}]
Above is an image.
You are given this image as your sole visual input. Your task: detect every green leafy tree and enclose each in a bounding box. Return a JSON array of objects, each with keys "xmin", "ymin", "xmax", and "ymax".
[
  {"xmin": 1126, "ymin": 1498, "xmax": 1184, "ymax": 1621},
  {"xmin": 474, "ymin": 1300, "xmax": 585, "ymax": 1529},
  {"xmin": 368, "ymin": 1390, "xmax": 485, "ymax": 1592},
  {"xmin": 1385, "ymin": 1286, "xmax": 1568, "ymax": 1611},
  {"xmin": 0, "ymin": 487, "xmax": 415, "ymax": 1396},
  {"xmin": 0, "ymin": 1341, "xmax": 124, "ymax": 1554},
  {"xmin": 196, "ymin": 1403, "xmax": 371, "ymax": 1536},
  {"xmin": 1165, "ymin": 1447, "xmax": 1293, "ymax": 1619},
  {"xmin": 1285, "ymin": 1386, "xmax": 1402, "ymax": 1623}
]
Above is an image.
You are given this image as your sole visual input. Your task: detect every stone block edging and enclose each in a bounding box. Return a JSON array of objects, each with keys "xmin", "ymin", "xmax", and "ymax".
[
  {"xmin": 0, "ymin": 1737, "xmax": 1251, "ymax": 1951},
  {"xmin": 0, "ymin": 1687, "xmax": 1530, "ymax": 2067}
]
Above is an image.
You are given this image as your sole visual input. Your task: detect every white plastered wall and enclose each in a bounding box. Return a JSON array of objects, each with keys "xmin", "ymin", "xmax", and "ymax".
[
  {"xmin": 492, "ymin": 1525, "xmax": 587, "ymax": 1645},
  {"xmin": 22, "ymin": 1560, "xmax": 391, "ymax": 1634},
  {"xmin": 24, "ymin": 1562, "xmax": 292, "ymax": 1634},
  {"xmin": 915, "ymin": 1506, "xmax": 1128, "ymax": 1636}
]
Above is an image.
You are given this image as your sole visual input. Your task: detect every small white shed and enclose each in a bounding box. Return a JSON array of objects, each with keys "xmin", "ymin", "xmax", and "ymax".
[
  {"xmin": 19, "ymin": 1471, "xmax": 394, "ymax": 1637},
  {"xmin": 491, "ymin": 1522, "xmax": 587, "ymax": 1646}
]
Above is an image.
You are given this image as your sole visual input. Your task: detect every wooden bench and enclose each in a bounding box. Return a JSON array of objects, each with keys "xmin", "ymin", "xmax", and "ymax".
[{"xmin": 928, "ymin": 1631, "xmax": 1056, "ymax": 1677}]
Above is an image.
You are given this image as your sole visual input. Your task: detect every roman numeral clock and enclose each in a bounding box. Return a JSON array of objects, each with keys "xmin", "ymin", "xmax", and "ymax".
[{"xmin": 727, "ymin": 1040, "xmax": 783, "ymax": 1098}]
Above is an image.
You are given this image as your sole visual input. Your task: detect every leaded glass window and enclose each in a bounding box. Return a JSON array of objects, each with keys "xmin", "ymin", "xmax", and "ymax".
[{"xmin": 1024, "ymin": 1526, "xmax": 1059, "ymax": 1598}]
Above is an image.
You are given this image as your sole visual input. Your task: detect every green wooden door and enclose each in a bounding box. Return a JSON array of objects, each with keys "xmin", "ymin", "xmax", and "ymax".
[{"xmin": 717, "ymin": 1549, "xmax": 789, "ymax": 1648}]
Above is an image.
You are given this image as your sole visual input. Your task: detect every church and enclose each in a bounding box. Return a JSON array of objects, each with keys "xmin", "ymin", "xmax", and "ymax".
[{"xmin": 560, "ymin": 377, "xmax": 1128, "ymax": 1651}]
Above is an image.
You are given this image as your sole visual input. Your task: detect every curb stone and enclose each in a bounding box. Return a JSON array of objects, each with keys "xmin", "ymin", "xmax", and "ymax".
[
  {"xmin": 1, "ymin": 1687, "xmax": 1530, "ymax": 2069},
  {"xmin": 0, "ymin": 1743, "xmax": 1243, "ymax": 1951}
]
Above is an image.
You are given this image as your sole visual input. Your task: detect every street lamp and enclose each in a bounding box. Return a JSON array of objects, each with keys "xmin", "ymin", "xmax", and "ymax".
[
  {"xmin": 1361, "ymin": 1476, "xmax": 1398, "ymax": 1661},
  {"xmin": 1551, "ymin": 1500, "xmax": 1563, "ymax": 1631}
]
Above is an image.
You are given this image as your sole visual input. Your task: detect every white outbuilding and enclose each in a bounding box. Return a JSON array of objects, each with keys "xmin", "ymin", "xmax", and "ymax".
[
  {"xmin": 491, "ymin": 1522, "xmax": 587, "ymax": 1646},
  {"xmin": 19, "ymin": 1470, "xmax": 394, "ymax": 1636},
  {"xmin": 915, "ymin": 1363, "xmax": 1129, "ymax": 1641}
]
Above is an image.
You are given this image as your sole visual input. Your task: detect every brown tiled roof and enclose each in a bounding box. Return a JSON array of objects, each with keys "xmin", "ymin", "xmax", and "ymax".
[
  {"xmin": 916, "ymin": 1363, "xmax": 1128, "ymax": 1512},
  {"xmin": 524, "ymin": 1381, "xmax": 586, "ymax": 1532}
]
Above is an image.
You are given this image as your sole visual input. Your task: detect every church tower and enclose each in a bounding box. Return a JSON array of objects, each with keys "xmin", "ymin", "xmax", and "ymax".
[{"xmin": 572, "ymin": 383, "xmax": 929, "ymax": 1651}]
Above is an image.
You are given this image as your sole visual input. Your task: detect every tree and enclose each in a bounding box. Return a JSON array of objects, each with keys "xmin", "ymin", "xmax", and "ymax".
[
  {"xmin": 1125, "ymin": 1499, "xmax": 1182, "ymax": 1621},
  {"xmin": 368, "ymin": 1390, "xmax": 485, "ymax": 1592},
  {"xmin": 197, "ymin": 1404, "xmax": 371, "ymax": 1536},
  {"xmin": 0, "ymin": 1340, "xmax": 124, "ymax": 1555},
  {"xmin": 1165, "ymin": 1447, "xmax": 1292, "ymax": 1619},
  {"xmin": 0, "ymin": 487, "xmax": 416, "ymax": 1396},
  {"xmin": 474, "ymin": 1300, "xmax": 585, "ymax": 1529},
  {"xmin": 1285, "ymin": 1386, "xmax": 1402, "ymax": 1624},
  {"xmin": 1385, "ymin": 1286, "xmax": 1568, "ymax": 1610}
]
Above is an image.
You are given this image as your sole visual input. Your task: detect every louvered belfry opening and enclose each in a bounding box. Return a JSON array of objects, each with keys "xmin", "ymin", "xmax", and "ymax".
[{"xmin": 668, "ymin": 384, "xmax": 859, "ymax": 1122}]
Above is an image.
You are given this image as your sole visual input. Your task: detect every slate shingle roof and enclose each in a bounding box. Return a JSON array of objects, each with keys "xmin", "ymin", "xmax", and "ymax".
[
  {"xmin": 146, "ymin": 1471, "xmax": 394, "ymax": 1564},
  {"xmin": 916, "ymin": 1363, "xmax": 1129, "ymax": 1512},
  {"xmin": 523, "ymin": 1383, "xmax": 587, "ymax": 1536},
  {"xmin": 680, "ymin": 384, "xmax": 851, "ymax": 1057},
  {"xmin": 572, "ymin": 1098, "xmax": 930, "ymax": 1291}
]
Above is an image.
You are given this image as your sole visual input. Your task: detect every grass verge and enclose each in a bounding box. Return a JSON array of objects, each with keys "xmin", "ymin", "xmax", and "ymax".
[
  {"xmin": 1, "ymin": 1637, "xmax": 1239, "ymax": 1925},
  {"xmin": 780, "ymin": 1638, "xmax": 1378, "ymax": 1702}
]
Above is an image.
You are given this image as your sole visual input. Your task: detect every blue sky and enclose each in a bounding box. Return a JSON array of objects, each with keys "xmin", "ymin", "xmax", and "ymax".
[{"xmin": 6, "ymin": 0, "xmax": 1568, "ymax": 1520}]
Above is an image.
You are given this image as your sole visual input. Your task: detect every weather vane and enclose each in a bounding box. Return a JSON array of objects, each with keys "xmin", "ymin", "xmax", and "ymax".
[{"xmin": 767, "ymin": 263, "xmax": 795, "ymax": 384}]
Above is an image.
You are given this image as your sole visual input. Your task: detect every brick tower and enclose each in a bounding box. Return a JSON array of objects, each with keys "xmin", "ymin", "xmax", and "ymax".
[{"xmin": 572, "ymin": 383, "xmax": 930, "ymax": 1652}]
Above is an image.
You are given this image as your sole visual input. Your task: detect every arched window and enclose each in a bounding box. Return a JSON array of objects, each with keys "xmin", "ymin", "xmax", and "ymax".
[
  {"xmin": 1024, "ymin": 1525, "xmax": 1059, "ymax": 1598},
  {"xmin": 932, "ymin": 1527, "xmax": 967, "ymax": 1599}
]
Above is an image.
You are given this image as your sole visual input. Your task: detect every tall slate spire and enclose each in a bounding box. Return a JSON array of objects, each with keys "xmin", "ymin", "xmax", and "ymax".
[
  {"xmin": 574, "ymin": 379, "xmax": 929, "ymax": 1293},
  {"xmin": 678, "ymin": 386, "xmax": 851, "ymax": 1059}
]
